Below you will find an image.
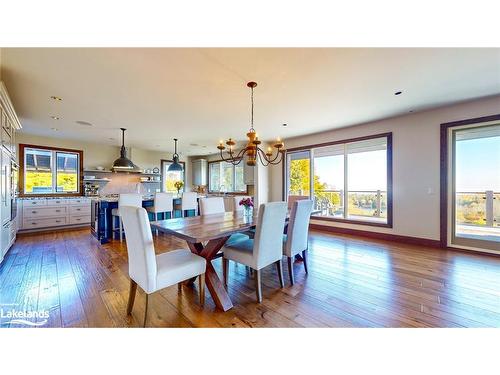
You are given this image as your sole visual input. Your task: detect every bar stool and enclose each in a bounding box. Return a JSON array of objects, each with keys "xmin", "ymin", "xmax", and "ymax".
[
  {"xmin": 146, "ymin": 192, "xmax": 174, "ymax": 235},
  {"xmin": 111, "ymin": 193, "xmax": 142, "ymax": 242},
  {"xmin": 177, "ymin": 192, "xmax": 198, "ymax": 217}
]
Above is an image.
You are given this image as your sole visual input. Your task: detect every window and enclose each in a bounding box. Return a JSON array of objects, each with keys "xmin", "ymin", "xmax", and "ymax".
[
  {"xmin": 285, "ymin": 133, "xmax": 392, "ymax": 226},
  {"xmin": 21, "ymin": 145, "xmax": 82, "ymax": 195},
  {"xmin": 208, "ymin": 161, "xmax": 246, "ymax": 193},
  {"xmin": 161, "ymin": 159, "xmax": 185, "ymax": 193}
]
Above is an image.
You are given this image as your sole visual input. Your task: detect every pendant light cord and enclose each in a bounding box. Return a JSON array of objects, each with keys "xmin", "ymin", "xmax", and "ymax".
[{"xmin": 250, "ymin": 86, "xmax": 254, "ymax": 130}]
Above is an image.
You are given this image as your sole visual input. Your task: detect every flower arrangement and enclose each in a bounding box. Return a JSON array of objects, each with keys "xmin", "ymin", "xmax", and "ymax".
[
  {"xmin": 239, "ymin": 197, "xmax": 254, "ymax": 208},
  {"xmin": 174, "ymin": 180, "xmax": 184, "ymax": 193},
  {"xmin": 239, "ymin": 197, "xmax": 254, "ymax": 216}
]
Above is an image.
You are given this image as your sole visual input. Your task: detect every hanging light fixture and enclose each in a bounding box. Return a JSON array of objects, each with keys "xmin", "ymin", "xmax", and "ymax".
[
  {"xmin": 111, "ymin": 128, "xmax": 141, "ymax": 172},
  {"xmin": 217, "ymin": 82, "xmax": 285, "ymax": 166},
  {"xmin": 167, "ymin": 138, "xmax": 183, "ymax": 171}
]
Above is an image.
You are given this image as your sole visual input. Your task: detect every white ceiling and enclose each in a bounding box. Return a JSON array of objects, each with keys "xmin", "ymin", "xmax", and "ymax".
[{"xmin": 2, "ymin": 48, "xmax": 500, "ymax": 155}]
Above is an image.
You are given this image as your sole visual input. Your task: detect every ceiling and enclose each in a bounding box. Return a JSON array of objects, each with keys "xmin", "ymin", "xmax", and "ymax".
[{"xmin": 2, "ymin": 48, "xmax": 500, "ymax": 156}]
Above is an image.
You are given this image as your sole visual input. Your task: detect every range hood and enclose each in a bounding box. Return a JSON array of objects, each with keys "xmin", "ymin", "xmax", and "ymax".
[{"xmin": 111, "ymin": 128, "xmax": 143, "ymax": 173}]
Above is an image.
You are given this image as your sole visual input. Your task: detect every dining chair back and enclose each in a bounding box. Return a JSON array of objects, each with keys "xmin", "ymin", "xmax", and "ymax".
[
  {"xmin": 284, "ymin": 199, "xmax": 313, "ymax": 285},
  {"xmin": 253, "ymin": 202, "xmax": 288, "ymax": 269},
  {"xmin": 120, "ymin": 206, "xmax": 157, "ymax": 293},
  {"xmin": 199, "ymin": 197, "xmax": 225, "ymax": 215},
  {"xmin": 285, "ymin": 199, "xmax": 313, "ymax": 257},
  {"xmin": 287, "ymin": 195, "xmax": 309, "ymax": 211},
  {"xmin": 120, "ymin": 206, "xmax": 207, "ymax": 326},
  {"xmin": 233, "ymin": 196, "xmax": 252, "ymax": 212},
  {"xmin": 222, "ymin": 201, "xmax": 288, "ymax": 303}
]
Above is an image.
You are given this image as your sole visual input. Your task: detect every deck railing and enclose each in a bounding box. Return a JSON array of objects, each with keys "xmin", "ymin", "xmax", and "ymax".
[{"xmin": 456, "ymin": 191, "xmax": 499, "ymax": 228}]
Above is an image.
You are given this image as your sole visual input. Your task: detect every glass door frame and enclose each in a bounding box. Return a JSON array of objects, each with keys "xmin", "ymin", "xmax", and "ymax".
[{"xmin": 440, "ymin": 114, "xmax": 500, "ymax": 253}]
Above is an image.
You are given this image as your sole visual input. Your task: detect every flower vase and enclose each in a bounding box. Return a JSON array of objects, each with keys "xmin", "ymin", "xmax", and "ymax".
[{"xmin": 243, "ymin": 205, "xmax": 252, "ymax": 217}]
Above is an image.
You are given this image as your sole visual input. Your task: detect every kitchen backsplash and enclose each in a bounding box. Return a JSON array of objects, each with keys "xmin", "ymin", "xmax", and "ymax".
[{"xmin": 99, "ymin": 174, "xmax": 160, "ymax": 195}]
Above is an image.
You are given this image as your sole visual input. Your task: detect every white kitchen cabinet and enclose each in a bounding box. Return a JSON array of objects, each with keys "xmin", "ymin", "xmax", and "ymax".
[
  {"xmin": 18, "ymin": 197, "xmax": 91, "ymax": 232},
  {"xmin": 192, "ymin": 159, "xmax": 208, "ymax": 186},
  {"xmin": 243, "ymin": 163, "xmax": 254, "ymax": 185}
]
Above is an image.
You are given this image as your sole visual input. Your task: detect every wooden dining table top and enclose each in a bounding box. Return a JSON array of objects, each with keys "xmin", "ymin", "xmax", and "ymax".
[
  {"xmin": 150, "ymin": 209, "xmax": 321, "ymax": 243},
  {"xmin": 150, "ymin": 212, "xmax": 258, "ymax": 243}
]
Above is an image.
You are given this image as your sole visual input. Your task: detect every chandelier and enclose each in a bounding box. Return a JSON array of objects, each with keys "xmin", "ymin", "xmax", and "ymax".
[{"xmin": 217, "ymin": 82, "xmax": 285, "ymax": 166}]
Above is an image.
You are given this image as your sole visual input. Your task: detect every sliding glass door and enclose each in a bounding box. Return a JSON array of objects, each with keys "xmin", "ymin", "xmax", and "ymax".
[
  {"xmin": 451, "ymin": 123, "xmax": 500, "ymax": 251},
  {"xmin": 284, "ymin": 134, "xmax": 391, "ymax": 226}
]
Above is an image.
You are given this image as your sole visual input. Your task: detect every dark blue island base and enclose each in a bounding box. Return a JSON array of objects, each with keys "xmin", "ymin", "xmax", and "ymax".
[{"xmin": 91, "ymin": 198, "xmax": 196, "ymax": 244}]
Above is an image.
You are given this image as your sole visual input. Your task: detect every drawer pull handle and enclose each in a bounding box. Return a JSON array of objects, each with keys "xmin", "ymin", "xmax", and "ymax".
[
  {"xmin": 32, "ymin": 211, "xmax": 37, "ymax": 214},
  {"xmin": 56, "ymin": 220, "xmax": 61, "ymax": 223},
  {"xmin": 56, "ymin": 210, "xmax": 61, "ymax": 212},
  {"xmin": 31, "ymin": 222, "xmax": 37, "ymax": 225}
]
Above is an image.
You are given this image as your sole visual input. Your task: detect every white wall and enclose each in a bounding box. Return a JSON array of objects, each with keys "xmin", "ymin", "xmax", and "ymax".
[{"xmin": 270, "ymin": 95, "xmax": 500, "ymax": 241}]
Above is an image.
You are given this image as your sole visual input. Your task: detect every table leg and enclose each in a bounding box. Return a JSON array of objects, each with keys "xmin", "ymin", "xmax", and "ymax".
[{"xmin": 187, "ymin": 237, "xmax": 233, "ymax": 311}]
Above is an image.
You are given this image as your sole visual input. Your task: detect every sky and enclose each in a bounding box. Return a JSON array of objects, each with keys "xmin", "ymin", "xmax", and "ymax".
[
  {"xmin": 456, "ymin": 136, "xmax": 500, "ymax": 192},
  {"xmin": 314, "ymin": 149, "xmax": 387, "ymax": 191}
]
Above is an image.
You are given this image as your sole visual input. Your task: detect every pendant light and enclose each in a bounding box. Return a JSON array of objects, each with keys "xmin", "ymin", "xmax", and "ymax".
[
  {"xmin": 111, "ymin": 128, "xmax": 140, "ymax": 172},
  {"xmin": 167, "ymin": 138, "xmax": 183, "ymax": 172}
]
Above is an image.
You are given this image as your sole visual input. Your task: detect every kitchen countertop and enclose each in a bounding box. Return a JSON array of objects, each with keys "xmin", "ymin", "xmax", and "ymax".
[{"xmin": 18, "ymin": 196, "xmax": 91, "ymax": 200}]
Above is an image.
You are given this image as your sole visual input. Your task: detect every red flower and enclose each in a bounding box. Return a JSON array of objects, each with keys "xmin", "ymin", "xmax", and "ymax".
[{"xmin": 239, "ymin": 197, "xmax": 253, "ymax": 208}]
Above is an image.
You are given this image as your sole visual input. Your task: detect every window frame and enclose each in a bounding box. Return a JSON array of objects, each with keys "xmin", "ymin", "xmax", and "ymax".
[
  {"xmin": 160, "ymin": 159, "xmax": 186, "ymax": 193},
  {"xmin": 282, "ymin": 132, "xmax": 393, "ymax": 228},
  {"xmin": 208, "ymin": 159, "xmax": 249, "ymax": 195},
  {"xmin": 19, "ymin": 143, "xmax": 84, "ymax": 197}
]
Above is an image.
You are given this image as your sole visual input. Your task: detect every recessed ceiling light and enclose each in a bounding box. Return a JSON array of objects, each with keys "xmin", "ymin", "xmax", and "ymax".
[
  {"xmin": 50, "ymin": 115, "xmax": 61, "ymax": 120},
  {"xmin": 76, "ymin": 120, "xmax": 93, "ymax": 126},
  {"xmin": 51, "ymin": 127, "xmax": 58, "ymax": 131},
  {"xmin": 189, "ymin": 143, "xmax": 199, "ymax": 147},
  {"xmin": 50, "ymin": 96, "xmax": 62, "ymax": 101},
  {"xmin": 108, "ymin": 137, "xmax": 115, "ymax": 140},
  {"xmin": 282, "ymin": 123, "xmax": 288, "ymax": 127},
  {"xmin": 394, "ymin": 91, "xmax": 403, "ymax": 96}
]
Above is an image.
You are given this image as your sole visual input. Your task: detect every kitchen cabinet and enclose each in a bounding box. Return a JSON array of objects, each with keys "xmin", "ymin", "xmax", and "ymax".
[
  {"xmin": 192, "ymin": 159, "xmax": 208, "ymax": 186},
  {"xmin": 18, "ymin": 197, "xmax": 91, "ymax": 232}
]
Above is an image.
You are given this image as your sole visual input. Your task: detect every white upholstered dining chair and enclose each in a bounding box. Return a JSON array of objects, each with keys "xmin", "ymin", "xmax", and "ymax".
[
  {"xmin": 120, "ymin": 206, "xmax": 206, "ymax": 327},
  {"xmin": 199, "ymin": 197, "xmax": 225, "ymax": 215},
  {"xmin": 284, "ymin": 199, "xmax": 313, "ymax": 285},
  {"xmin": 222, "ymin": 201, "xmax": 288, "ymax": 303},
  {"xmin": 111, "ymin": 193, "xmax": 142, "ymax": 242}
]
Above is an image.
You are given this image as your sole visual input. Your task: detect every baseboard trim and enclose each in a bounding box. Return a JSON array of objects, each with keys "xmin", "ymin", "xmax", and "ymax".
[
  {"xmin": 17, "ymin": 224, "xmax": 90, "ymax": 236},
  {"xmin": 310, "ymin": 223, "xmax": 441, "ymax": 248}
]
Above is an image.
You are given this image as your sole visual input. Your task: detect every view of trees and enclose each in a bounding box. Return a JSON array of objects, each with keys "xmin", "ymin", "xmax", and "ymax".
[
  {"xmin": 456, "ymin": 193, "xmax": 486, "ymax": 226},
  {"xmin": 25, "ymin": 172, "xmax": 78, "ymax": 193},
  {"xmin": 288, "ymin": 158, "xmax": 386, "ymax": 218}
]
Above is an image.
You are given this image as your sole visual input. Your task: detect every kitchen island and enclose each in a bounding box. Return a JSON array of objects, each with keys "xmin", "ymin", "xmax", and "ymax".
[{"xmin": 91, "ymin": 195, "xmax": 197, "ymax": 244}]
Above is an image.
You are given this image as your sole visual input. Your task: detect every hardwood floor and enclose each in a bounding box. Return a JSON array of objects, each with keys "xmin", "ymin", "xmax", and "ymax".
[{"xmin": 1, "ymin": 228, "xmax": 500, "ymax": 327}]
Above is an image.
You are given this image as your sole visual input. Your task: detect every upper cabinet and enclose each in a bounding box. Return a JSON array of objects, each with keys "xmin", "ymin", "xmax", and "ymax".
[
  {"xmin": 192, "ymin": 159, "xmax": 208, "ymax": 186},
  {"xmin": 0, "ymin": 82, "xmax": 21, "ymax": 161}
]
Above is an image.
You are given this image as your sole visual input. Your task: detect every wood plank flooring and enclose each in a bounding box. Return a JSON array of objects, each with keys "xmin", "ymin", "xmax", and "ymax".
[{"xmin": 1, "ymin": 228, "xmax": 500, "ymax": 327}]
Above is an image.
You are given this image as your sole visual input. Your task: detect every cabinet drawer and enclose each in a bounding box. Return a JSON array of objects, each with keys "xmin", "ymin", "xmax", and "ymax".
[
  {"xmin": 24, "ymin": 206, "xmax": 67, "ymax": 218},
  {"xmin": 69, "ymin": 206, "xmax": 90, "ymax": 215},
  {"xmin": 69, "ymin": 198, "xmax": 90, "ymax": 205},
  {"xmin": 69, "ymin": 215, "xmax": 90, "ymax": 225},
  {"xmin": 46, "ymin": 199, "xmax": 69, "ymax": 207},
  {"xmin": 23, "ymin": 200, "xmax": 47, "ymax": 207},
  {"xmin": 23, "ymin": 217, "xmax": 67, "ymax": 229}
]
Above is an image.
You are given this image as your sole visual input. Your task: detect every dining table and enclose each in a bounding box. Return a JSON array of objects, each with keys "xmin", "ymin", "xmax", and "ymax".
[
  {"xmin": 151, "ymin": 212, "xmax": 257, "ymax": 311},
  {"xmin": 150, "ymin": 209, "xmax": 321, "ymax": 311}
]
